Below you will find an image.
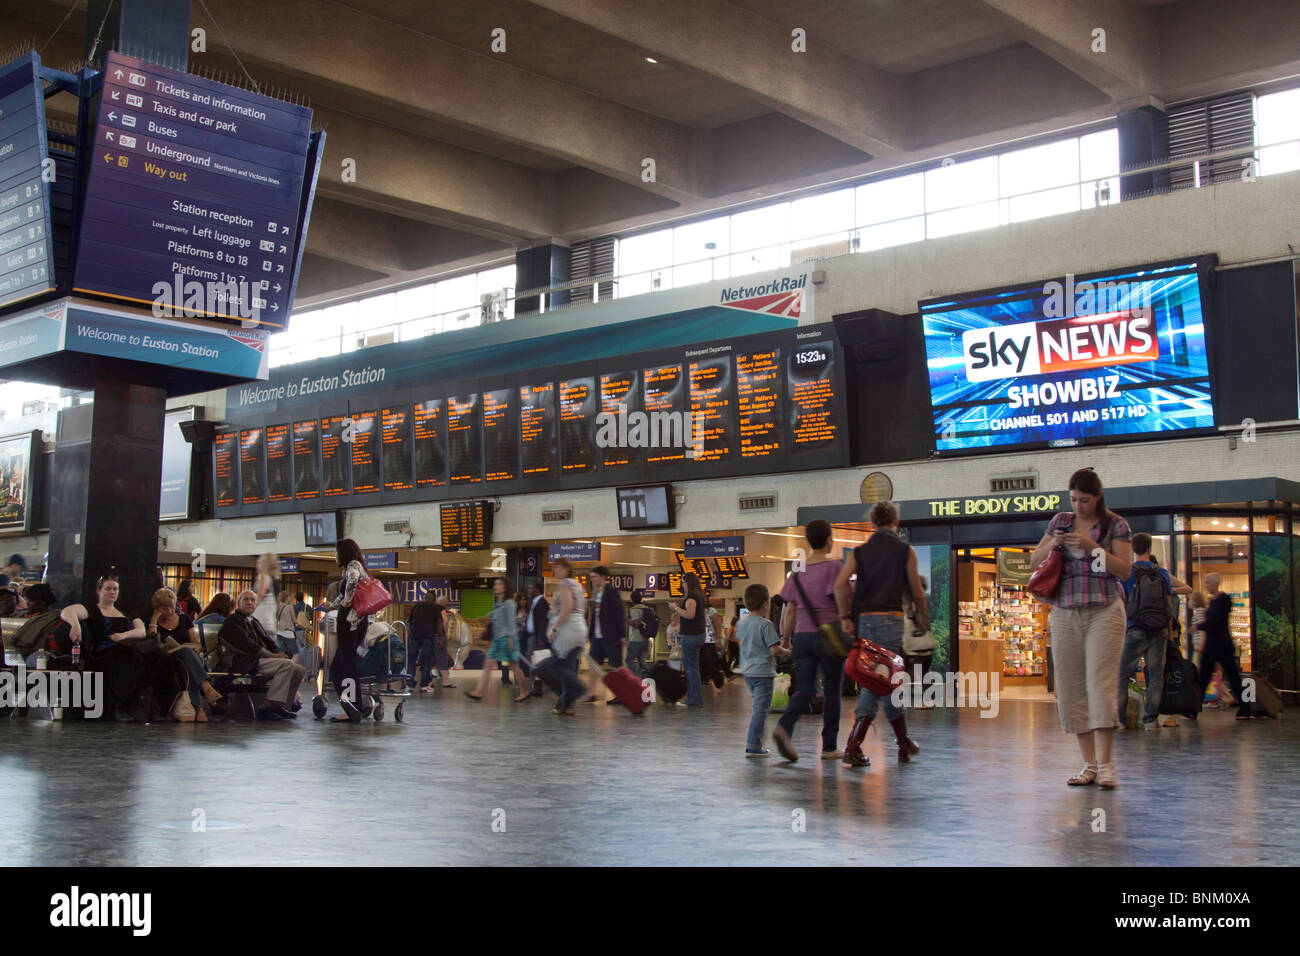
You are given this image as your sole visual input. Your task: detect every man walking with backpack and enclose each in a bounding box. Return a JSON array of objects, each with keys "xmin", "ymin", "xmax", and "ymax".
[
  {"xmin": 1118, "ymin": 533, "xmax": 1191, "ymax": 730},
  {"xmin": 626, "ymin": 590, "xmax": 658, "ymax": 678}
]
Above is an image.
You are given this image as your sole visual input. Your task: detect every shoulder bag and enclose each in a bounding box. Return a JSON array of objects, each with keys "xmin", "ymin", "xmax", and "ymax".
[
  {"xmin": 791, "ymin": 567, "xmax": 849, "ymax": 658},
  {"xmin": 1027, "ymin": 514, "xmax": 1072, "ymax": 600},
  {"xmin": 351, "ymin": 573, "xmax": 392, "ymax": 617}
]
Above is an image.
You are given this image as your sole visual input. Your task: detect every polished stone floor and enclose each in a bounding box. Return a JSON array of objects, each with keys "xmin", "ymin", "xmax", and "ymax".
[{"xmin": 1, "ymin": 676, "xmax": 1295, "ymax": 866}]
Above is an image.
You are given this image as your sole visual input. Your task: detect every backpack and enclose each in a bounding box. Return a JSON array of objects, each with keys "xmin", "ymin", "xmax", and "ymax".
[
  {"xmin": 635, "ymin": 605, "xmax": 659, "ymax": 640},
  {"xmin": 1126, "ymin": 564, "xmax": 1170, "ymax": 630}
]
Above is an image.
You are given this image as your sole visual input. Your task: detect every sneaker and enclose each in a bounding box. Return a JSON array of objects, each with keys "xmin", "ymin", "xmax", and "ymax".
[
  {"xmin": 821, "ymin": 749, "xmax": 845, "ymax": 759},
  {"xmin": 673, "ymin": 701, "xmax": 688, "ymax": 708},
  {"xmin": 275, "ymin": 706, "xmax": 299, "ymax": 720},
  {"xmin": 772, "ymin": 726, "xmax": 798, "ymax": 762},
  {"xmin": 1143, "ymin": 720, "xmax": 1160, "ymax": 731},
  {"xmin": 745, "ymin": 748, "xmax": 771, "ymax": 758},
  {"xmin": 255, "ymin": 706, "xmax": 285, "ymax": 721}
]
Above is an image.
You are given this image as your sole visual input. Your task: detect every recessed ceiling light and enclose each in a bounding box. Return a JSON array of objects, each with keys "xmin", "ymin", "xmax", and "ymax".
[{"xmin": 644, "ymin": 56, "xmax": 658, "ymax": 63}]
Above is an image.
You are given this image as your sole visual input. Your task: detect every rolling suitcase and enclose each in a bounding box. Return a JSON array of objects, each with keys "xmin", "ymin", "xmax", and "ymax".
[
  {"xmin": 1243, "ymin": 672, "xmax": 1283, "ymax": 718},
  {"xmin": 603, "ymin": 666, "xmax": 649, "ymax": 714},
  {"xmin": 298, "ymin": 642, "xmax": 321, "ymax": 680},
  {"xmin": 647, "ymin": 662, "xmax": 686, "ymax": 704}
]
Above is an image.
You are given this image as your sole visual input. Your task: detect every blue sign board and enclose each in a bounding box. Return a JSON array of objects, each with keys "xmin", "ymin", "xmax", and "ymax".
[
  {"xmin": 278, "ymin": 557, "xmax": 299, "ymax": 574},
  {"xmin": 548, "ymin": 541, "xmax": 600, "ymax": 562},
  {"xmin": 683, "ymin": 536, "xmax": 745, "ymax": 558},
  {"xmin": 363, "ymin": 551, "xmax": 398, "ymax": 571},
  {"xmin": 0, "ymin": 53, "xmax": 55, "ymax": 312},
  {"xmin": 73, "ymin": 52, "xmax": 313, "ymax": 327},
  {"xmin": 609, "ymin": 573, "xmax": 634, "ymax": 591},
  {"xmin": 386, "ymin": 578, "xmax": 463, "ymax": 605}
]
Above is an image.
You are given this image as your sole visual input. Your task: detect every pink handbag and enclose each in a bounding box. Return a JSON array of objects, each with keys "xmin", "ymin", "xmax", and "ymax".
[{"xmin": 351, "ymin": 574, "xmax": 392, "ymax": 617}]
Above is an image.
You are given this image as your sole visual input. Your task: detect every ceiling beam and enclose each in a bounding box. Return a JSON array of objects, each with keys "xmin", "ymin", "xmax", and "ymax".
[
  {"xmin": 522, "ymin": 0, "xmax": 909, "ymax": 157},
  {"xmin": 977, "ymin": 0, "xmax": 1158, "ymax": 100}
]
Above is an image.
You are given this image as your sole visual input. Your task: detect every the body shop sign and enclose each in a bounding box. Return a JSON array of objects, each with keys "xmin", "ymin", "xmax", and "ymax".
[{"xmin": 922, "ymin": 492, "xmax": 1061, "ymax": 519}]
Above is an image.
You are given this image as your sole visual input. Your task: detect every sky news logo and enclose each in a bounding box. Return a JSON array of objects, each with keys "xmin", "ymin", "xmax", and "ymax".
[{"xmin": 962, "ymin": 312, "xmax": 1158, "ymax": 383}]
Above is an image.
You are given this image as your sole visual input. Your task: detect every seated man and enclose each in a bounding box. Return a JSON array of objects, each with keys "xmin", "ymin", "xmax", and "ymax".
[{"xmin": 216, "ymin": 590, "xmax": 306, "ymax": 721}]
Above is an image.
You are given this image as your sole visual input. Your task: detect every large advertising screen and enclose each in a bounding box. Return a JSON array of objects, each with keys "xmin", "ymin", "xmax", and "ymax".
[
  {"xmin": 921, "ymin": 260, "xmax": 1214, "ymax": 454},
  {"xmin": 159, "ymin": 408, "xmax": 195, "ymax": 520},
  {"xmin": 0, "ymin": 431, "xmax": 35, "ymax": 535}
]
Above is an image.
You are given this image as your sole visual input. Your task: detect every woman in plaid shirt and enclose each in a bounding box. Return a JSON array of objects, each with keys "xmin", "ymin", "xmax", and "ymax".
[{"xmin": 1029, "ymin": 468, "xmax": 1133, "ymax": 790}]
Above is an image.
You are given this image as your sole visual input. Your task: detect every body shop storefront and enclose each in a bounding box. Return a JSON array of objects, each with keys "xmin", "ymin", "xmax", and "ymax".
[{"xmin": 804, "ymin": 477, "xmax": 1300, "ymax": 694}]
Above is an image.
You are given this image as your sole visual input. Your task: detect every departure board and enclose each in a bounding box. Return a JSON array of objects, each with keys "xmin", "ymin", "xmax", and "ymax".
[
  {"xmin": 292, "ymin": 419, "xmax": 319, "ymax": 500},
  {"xmin": 643, "ymin": 363, "xmax": 687, "ymax": 465},
  {"xmin": 788, "ymin": 341, "xmax": 839, "ymax": 453},
  {"xmin": 665, "ymin": 572, "xmax": 710, "ymax": 598},
  {"xmin": 239, "ymin": 427, "xmax": 265, "ymax": 505},
  {"xmin": 599, "ymin": 369, "xmax": 640, "ymax": 469},
  {"xmin": 221, "ymin": 325, "xmax": 849, "ymax": 517},
  {"xmin": 482, "ymin": 388, "xmax": 518, "ymax": 483},
  {"xmin": 214, "ymin": 431, "xmax": 237, "ymax": 508},
  {"xmin": 736, "ymin": 347, "xmax": 781, "ymax": 460},
  {"xmin": 265, "ymin": 423, "xmax": 291, "ymax": 502},
  {"xmin": 519, "ymin": 382, "xmax": 556, "ymax": 478},
  {"xmin": 321, "ymin": 415, "xmax": 349, "ymax": 497},
  {"xmin": 715, "ymin": 556, "xmax": 749, "ymax": 579},
  {"xmin": 687, "ymin": 354, "xmax": 733, "ymax": 462},
  {"xmin": 381, "ymin": 405, "xmax": 413, "ymax": 491},
  {"xmin": 413, "ymin": 398, "xmax": 448, "ymax": 488},
  {"xmin": 447, "ymin": 394, "xmax": 482, "ymax": 484},
  {"xmin": 559, "ymin": 377, "xmax": 597, "ymax": 472},
  {"xmin": 350, "ymin": 409, "xmax": 380, "ymax": 495},
  {"xmin": 440, "ymin": 500, "xmax": 492, "ymax": 551},
  {"xmin": 675, "ymin": 553, "xmax": 713, "ymax": 579}
]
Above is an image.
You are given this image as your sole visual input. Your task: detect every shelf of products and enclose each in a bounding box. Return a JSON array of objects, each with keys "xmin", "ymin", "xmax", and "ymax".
[{"xmin": 958, "ymin": 581, "xmax": 1050, "ymax": 677}]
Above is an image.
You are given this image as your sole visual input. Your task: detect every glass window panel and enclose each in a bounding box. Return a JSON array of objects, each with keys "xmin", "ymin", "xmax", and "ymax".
[
  {"xmin": 1257, "ymin": 88, "xmax": 1300, "ymax": 146},
  {"xmin": 999, "ymin": 138, "xmax": 1080, "ymax": 196},
  {"xmin": 1007, "ymin": 184, "xmax": 1081, "ymax": 223},
  {"xmin": 673, "ymin": 216, "xmax": 730, "ymax": 267},
  {"xmin": 394, "ymin": 284, "xmax": 435, "ymax": 322},
  {"xmin": 924, "ymin": 156, "xmax": 997, "ymax": 213},
  {"xmin": 1259, "ymin": 142, "xmax": 1300, "ymax": 177},
  {"xmin": 926, "ymin": 200, "xmax": 998, "ymax": 239},
  {"xmin": 857, "ymin": 172, "xmax": 924, "ymax": 227},
  {"xmin": 729, "ymin": 243, "xmax": 789, "ymax": 278},
  {"xmin": 1080, "ymin": 177, "xmax": 1119, "ymax": 209},
  {"xmin": 616, "ymin": 271, "xmax": 653, "ymax": 298},
  {"xmin": 1187, "ymin": 516, "xmax": 1251, "ymax": 533},
  {"xmin": 855, "ymin": 215, "xmax": 925, "ymax": 252},
  {"xmin": 672, "ymin": 260, "xmax": 714, "ymax": 289},
  {"xmin": 730, "ymin": 203, "xmax": 789, "ymax": 256},
  {"xmin": 1254, "ymin": 514, "xmax": 1286, "ymax": 534},
  {"xmin": 435, "ymin": 274, "xmax": 477, "ymax": 313},
  {"xmin": 617, "ymin": 228, "xmax": 674, "ymax": 281},
  {"xmin": 790, "ymin": 188, "xmax": 855, "ymax": 244},
  {"xmin": 1079, "ymin": 128, "xmax": 1120, "ymax": 181}
]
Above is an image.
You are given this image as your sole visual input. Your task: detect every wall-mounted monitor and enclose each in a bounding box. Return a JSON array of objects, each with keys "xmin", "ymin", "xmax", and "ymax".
[
  {"xmin": 715, "ymin": 556, "xmax": 749, "ymax": 579},
  {"xmin": 304, "ymin": 511, "xmax": 340, "ymax": 549},
  {"xmin": 921, "ymin": 258, "xmax": 1215, "ymax": 455},
  {"xmin": 440, "ymin": 500, "xmax": 493, "ymax": 551},
  {"xmin": 617, "ymin": 483, "xmax": 675, "ymax": 530}
]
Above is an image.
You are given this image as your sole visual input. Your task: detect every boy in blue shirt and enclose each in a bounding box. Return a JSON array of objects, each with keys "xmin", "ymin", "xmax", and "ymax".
[
  {"xmin": 1119, "ymin": 533, "xmax": 1191, "ymax": 730},
  {"xmin": 737, "ymin": 583, "xmax": 791, "ymax": 757}
]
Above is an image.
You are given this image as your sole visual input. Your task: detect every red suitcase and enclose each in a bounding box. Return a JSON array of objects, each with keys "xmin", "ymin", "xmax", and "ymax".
[{"xmin": 603, "ymin": 666, "xmax": 650, "ymax": 714}]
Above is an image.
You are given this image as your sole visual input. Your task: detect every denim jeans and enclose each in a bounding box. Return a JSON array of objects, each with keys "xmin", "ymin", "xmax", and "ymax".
[
  {"xmin": 680, "ymin": 633, "xmax": 705, "ymax": 706},
  {"xmin": 776, "ymin": 632, "xmax": 843, "ymax": 751},
  {"xmin": 854, "ymin": 615, "xmax": 905, "ymax": 723},
  {"xmin": 626, "ymin": 639, "xmax": 649, "ymax": 677},
  {"xmin": 550, "ymin": 648, "xmax": 588, "ymax": 710},
  {"xmin": 1118, "ymin": 626, "xmax": 1168, "ymax": 724},
  {"xmin": 408, "ymin": 635, "xmax": 435, "ymax": 688},
  {"xmin": 744, "ymin": 676, "xmax": 774, "ymax": 750}
]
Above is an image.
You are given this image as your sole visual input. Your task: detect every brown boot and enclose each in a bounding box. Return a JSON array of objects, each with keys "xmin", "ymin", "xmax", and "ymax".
[
  {"xmin": 890, "ymin": 715, "xmax": 920, "ymax": 762},
  {"xmin": 842, "ymin": 717, "xmax": 871, "ymax": 767}
]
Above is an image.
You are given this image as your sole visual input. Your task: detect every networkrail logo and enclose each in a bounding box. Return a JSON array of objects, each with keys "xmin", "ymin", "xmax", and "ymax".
[{"xmin": 718, "ymin": 274, "xmax": 806, "ymax": 318}]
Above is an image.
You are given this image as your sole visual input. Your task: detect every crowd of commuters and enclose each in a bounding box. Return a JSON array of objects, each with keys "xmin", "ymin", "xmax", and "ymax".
[{"xmin": 1, "ymin": 488, "xmax": 1266, "ymax": 769}]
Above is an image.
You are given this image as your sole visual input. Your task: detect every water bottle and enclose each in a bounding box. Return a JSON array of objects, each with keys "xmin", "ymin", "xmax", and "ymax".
[
  {"xmin": 36, "ymin": 649, "xmax": 47, "ymax": 670},
  {"xmin": 71, "ymin": 641, "xmax": 81, "ymax": 670}
]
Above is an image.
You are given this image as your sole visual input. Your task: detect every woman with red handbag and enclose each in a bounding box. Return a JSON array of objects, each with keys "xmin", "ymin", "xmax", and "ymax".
[
  {"xmin": 325, "ymin": 538, "xmax": 369, "ymax": 722},
  {"xmin": 1028, "ymin": 468, "xmax": 1132, "ymax": 790},
  {"xmin": 834, "ymin": 501, "xmax": 929, "ymax": 767}
]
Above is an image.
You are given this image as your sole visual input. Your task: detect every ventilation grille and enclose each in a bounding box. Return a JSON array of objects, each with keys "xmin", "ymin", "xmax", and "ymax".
[
  {"xmin": 738, "ymin": 493, "xmax": 777, "ymax": 512},
  {"xmin": 569, "ymin": 236, "xmax": 615, "ymax": 305},
  {"xmin": 541, "ymin": 508, "xmax": 573, "ymax": 524},
  {"xmin": 989, "ymin": 474, "xmax": 1038, "ymax": 493},
  {"xmin": 382, "ymin": 520, "xmax": 411, "ymax": 535},
  {"xmin": 254, "ymin": 528, "xmax": 278, "ymax": 542},
  {"xmin": 1167, "ymin": 92, "xmax": 1255, "ymax": 189}
]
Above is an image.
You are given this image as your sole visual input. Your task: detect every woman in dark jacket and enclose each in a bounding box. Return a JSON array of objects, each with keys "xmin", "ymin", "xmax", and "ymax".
[{"xmin": 325, "ymin": 538, "xmax": 369, "ymax": 722}]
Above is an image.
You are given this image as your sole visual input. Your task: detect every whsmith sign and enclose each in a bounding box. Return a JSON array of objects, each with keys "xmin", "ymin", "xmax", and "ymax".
[{"xmin": 901, "ymin": 492, "xmax": 1063, "ymax": 521}]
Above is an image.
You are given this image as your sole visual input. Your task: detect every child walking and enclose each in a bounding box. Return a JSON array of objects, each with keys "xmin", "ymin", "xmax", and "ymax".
[{"xmin": 736, "ymin": 583, "xmax": 791, "ymax": 757}]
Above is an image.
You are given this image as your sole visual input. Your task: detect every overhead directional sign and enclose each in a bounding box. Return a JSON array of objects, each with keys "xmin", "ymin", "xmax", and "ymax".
[
  {"xmin": 73, "ymin": 52, "xmax": 314, "ymax": 327},
  {"xmin": 0, "ymin": 53, "xmax": 55, "ymax": 312}
]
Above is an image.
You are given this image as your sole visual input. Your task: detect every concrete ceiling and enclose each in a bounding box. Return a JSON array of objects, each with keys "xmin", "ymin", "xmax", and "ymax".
[{"xmin": 3, "ymin": 0, "xmax": 1299, "ymax": 308}]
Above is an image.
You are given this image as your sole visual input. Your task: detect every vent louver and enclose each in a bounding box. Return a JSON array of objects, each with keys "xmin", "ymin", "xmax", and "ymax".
[
  {"xmin": 989, "ymin": 475, "xmax": 1037, "ymax": 493},
  {"xmin": 738, "ymin": 494, "xmax": 776, "ymax": 512},
  {"xmin": 542, "ymin": 508, "xmax": 574, "ymax": 524}
]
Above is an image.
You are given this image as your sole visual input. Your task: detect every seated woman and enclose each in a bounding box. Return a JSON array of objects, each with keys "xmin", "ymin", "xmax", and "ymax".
[
  {"xmin": 61, "ymin": 575, "xmax": 164, "ymax": 722},
  {"xmin": 150, "ymin": 587, "xmax": 225, "ymax": 721},
  {"xmin": 11, "ymin": 582, "xmax": 60, "ymax": 666},
  {"xmin": 195, "ymin": 592, "xmax": 235, "ymax": 669}
]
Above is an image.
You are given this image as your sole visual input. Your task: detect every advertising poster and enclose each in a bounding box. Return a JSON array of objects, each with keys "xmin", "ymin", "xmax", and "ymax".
[
  {"xmin": 923, "ymin": 260, "xmax": 1214, "ymax": 453},
  {"xmin": 0, "ymin": 431, "xmax": 33, "ymax": 534}
]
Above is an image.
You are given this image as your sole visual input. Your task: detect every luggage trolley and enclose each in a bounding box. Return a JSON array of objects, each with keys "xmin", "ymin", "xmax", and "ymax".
[{"xmin": 310, "ymin": 609, "xmax": 410, "ymax": 722}]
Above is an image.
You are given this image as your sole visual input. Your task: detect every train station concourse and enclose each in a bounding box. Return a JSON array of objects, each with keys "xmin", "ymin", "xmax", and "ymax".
[{"xmin": 0, "ymin": 0, "xmax": 1297, "ymax": 926}]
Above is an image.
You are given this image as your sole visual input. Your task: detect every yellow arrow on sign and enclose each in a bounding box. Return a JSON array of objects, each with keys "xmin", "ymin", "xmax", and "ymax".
[{"xmin": 103, "ymin": 153, "xmax": 113, "ymax": 163}]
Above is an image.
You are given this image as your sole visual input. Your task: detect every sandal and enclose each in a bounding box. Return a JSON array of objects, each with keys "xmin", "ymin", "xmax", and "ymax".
[
  {"xmin": 514, "ymin": 693, "xmax": 530, "ymax": 703},
  {"xmin": 464, "ymin": 692, "xmax": 483, "ymax": 701},
  {"xmin": 441, "ymin": 682, "xmax": 457, "ymax": 689},
  {"xmin": 1097, "ymin": 762, "xmax": 1118, "ymax": 790},
  {"xmin": 1067, "ymin": 764, "xmax": 1098, "ymax": 786}
]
